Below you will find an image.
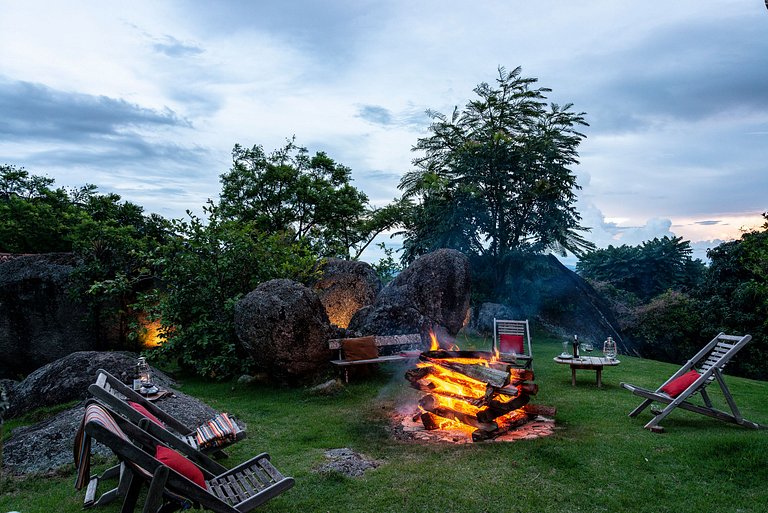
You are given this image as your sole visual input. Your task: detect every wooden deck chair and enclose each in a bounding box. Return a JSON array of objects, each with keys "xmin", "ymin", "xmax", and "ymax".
[
  {"xmin": 89, "ymin": 369, "xmax": 245, "ymax": 459},
  {"xmin": 621, "ymin": 333, "xmax": 764, "ymax": 433},
  {"xmin": 76, "ymin": 398, "xmax": 232, "ymax": 509},
  {"xmin": 492, "ymin": 319, "xmax": 533, "ymax": 369},
  {"xmin": 76, "ymin": 402, "xmax": 294, "ymax": 513}
]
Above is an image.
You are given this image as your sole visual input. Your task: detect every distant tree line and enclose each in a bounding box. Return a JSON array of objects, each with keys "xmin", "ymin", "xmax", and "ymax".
[{"xmin": 577, "ymin": 226, "xmax": 768, "ymax": 379}]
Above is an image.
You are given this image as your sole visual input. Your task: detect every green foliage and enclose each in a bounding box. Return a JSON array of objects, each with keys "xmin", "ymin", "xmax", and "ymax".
[
  {"xmin": 218, "ymin": 139, "xmax": 404, "ymax": 259},
  {"xmin": 399, "ymin": 66, "xmax": 594, "ymax": 264},
  {"xmin": 0, "ymin": 164, "xmax": 87, "ymax": 252},
  {"xmin": 147, "ymin": 202, "xmax": 318, "ymax": 379},
  {"xmin": 625, "ymin": 290, "xmax": 703, "ymax": 364},
  {"xmin": 577, "ymin": 236, "xmax": 705, "ymax": 301},
  {"xmin": 369, "ymin": 242, "xmax": 402, "ymax": 284},
  {"xmin": 698, "ymin": 213, "xmax": 768, "ymax": 378}
]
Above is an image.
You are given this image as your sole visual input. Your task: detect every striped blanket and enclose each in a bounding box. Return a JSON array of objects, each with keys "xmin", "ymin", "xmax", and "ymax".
[
  {"xmin": 74, "ymin": 403, "xmax": 131, "ymax": 490},
  {"xmin": 194, "ymin": 413, "xmax": 237, "ymax": 450}
]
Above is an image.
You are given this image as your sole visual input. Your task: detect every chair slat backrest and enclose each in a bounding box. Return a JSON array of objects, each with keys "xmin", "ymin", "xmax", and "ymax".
[
  {"xmin": 89, "ymin": 369, "xmax": 192, "ymax": 435},
  {"xmin": 492, "ymin": 319, "xmax": 532, "ymax": 358}
]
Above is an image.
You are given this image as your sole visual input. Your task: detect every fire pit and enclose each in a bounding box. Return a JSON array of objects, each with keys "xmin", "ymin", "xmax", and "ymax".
[{"xmin": 403, "ymin": 333, "xmax": 554, "ymax": 442}]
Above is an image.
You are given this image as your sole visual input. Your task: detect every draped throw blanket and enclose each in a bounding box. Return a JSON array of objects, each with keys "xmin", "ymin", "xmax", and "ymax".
[{"xmin": 194, "ymin": 413, "xmax": 238, "ymax": 450}]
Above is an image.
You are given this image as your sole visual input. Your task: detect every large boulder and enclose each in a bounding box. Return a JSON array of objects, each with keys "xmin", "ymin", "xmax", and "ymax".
[
  {"xmin": 0, "ymin": 254, "xmax": 100, "ymax": 378},
  {"xmin": 4, "ymin": 350, "xmax": 174, "ymax": 419},
  {"xmin": 348, "ymin": 249, "xmax": 471, "ymax": 338},
  {"xmin": 496, "ymin": 254, "xmax": 635, "ymax": 355},
  {"xmin": 470, "ymin": 302, "xmax": 523, "ymax": 334},
  {"xmin": 234, "ymin": 279, "xmax": 332, "ymax": 381},
  {"xmin": 313, "ymin": 258, "xmax": 382, "ymax": 329},
  {"xmin": 2, "ymin": 384, "xmax": 223, "ymax": 475}
]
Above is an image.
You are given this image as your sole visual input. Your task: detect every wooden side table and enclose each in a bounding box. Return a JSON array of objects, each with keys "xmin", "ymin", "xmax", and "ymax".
[{"xmin": 553, "ymin": 355, "xmax": 620, "ymax": 387}]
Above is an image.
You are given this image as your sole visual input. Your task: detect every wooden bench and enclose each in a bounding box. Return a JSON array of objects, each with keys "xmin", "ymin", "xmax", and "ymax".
[{"xmin": 329, "ymin": 334, "xmax": 423, "ymax": 381}]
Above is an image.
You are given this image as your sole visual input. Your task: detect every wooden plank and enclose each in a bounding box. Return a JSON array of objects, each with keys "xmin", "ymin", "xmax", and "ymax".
[
  {"xmin": 250, "ymin": 464, "xmax": 273, "ymax": 488},
  {"xmin": 330, "ymin": 355, "xmax": 411, "ymax": 366},
  {"xmin": 328, "ymin": 334, "xmax": 422, "ymax": 350},
  {"xmin": 259, "ymin": 458, "xmax": 284, "ymax": 482}
]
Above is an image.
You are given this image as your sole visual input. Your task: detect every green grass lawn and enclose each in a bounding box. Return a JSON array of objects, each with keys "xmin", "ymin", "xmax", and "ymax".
[{"xmin": 2, "ymin": 333, "xmax": 768, "ymax": 513}]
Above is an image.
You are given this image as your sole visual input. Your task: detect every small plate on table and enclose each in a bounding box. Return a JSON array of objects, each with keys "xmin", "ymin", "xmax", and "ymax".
[{"xmin": 140, "ymin": 384, "xmax": 159, "ymax": 396}]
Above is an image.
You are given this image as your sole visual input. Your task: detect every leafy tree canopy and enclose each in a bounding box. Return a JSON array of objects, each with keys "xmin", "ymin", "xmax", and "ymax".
[
  {"xmin": 398, "ymin": 66, "xmax": 594, "ymax": 264},
  {"xmin": 576, "ymin": 236, "xmax": 705, "ymax": 301},
  {"xmin": 218, "ymin": 138, "xmax": 403, "ymax": 259}
]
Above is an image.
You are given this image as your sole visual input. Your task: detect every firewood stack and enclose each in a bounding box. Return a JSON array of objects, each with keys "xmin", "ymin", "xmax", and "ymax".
[{"xmin": 405, "ymin": 350, "xmax": 546, "ymax": 442}]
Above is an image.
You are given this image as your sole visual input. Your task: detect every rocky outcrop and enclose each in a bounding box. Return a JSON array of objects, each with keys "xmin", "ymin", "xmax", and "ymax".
[
  {"xmin": 495, "ymin": 254, "xmax": 634, "ymax": 355},
  {"xmin": 0, "ymin": 254, "xmax": 100, "ymax": 378},
  {"xmin": 4, "ymin": 351, "xmax": 173, "ymax": 419},
  {"xmin": 348, "ymin": 249, "xmax": 471, "ymax": 338},
  {"xmin": 313, "ymin": 258, "xmax": 382, "ymax": 329},
  {"xmin": 470, "ymin": 303, "xmax": 522, "ymax": 334},
  {"xmin": 234, "ymin": 279, "xmax": 332, "ymax": 381}
]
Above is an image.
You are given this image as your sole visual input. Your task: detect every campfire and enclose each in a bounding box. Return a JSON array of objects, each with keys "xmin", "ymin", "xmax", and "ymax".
[{"xmin": 404, "ymin": 332, "xmax": 546, "ymax": 442}]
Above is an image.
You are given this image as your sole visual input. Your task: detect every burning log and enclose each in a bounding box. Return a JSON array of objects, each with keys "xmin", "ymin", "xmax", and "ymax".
[
  {"xmin": 471, "ymin": 411, "xmax": 531, "ymax": 442},
  {"xmin": 418, "ymin": 395, "xmax": 497, "ymax": 432},
  {"xmin": 476, "ymin": 394, "xmax": 530, "ymax": 423},
  {"xmin": 419, "ymin": 358, "xmax": 510, "ymax": 388},
  {"xmin": 408, "ymin": 336, "xmax": 546, "ymax": 441},
  {"xmin": 420, "ymin": 412, "xmax": 441, "ymax": 430},
  {"xmin": 405, "ymin": 366, "xmax": 493, "ymax": 403},
  {"xmin": 522, "ymin": 404, "xmax": 557, "ymax": 417}
]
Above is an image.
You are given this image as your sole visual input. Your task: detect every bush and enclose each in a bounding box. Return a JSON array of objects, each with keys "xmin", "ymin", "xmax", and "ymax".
[
  {"xmin": 625, "ymin": 290, "xmax": 703, "ymax": 364},
  {"xmin": 147, "ymin": 204, "xmax": 318, "ymax": 379}
]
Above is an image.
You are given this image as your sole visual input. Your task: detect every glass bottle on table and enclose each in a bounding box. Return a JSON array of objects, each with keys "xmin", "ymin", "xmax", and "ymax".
[
  {"xmin": 132, "ymin": 361, "xmax": 142, "ymax": 391},
  {"xmin": 572, "ymin": 334, "xmax": 579, "ymax": 358}
]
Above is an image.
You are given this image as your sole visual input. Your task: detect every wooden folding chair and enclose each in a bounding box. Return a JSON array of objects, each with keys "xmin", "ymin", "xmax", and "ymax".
[
  {"xmin": 76, "ymin": 402, "xmax": 294, "ymax": 513},
  {"xmin": 621, "ymin": 333, "xmax": 764, "ymax": 433},
  {"xmin": 492, "ymin": 319, "xmax": 533, "ymax": 369},
  {"xmin": 89, "ymin": 369, "xmax": 245, "ymax": 458}
]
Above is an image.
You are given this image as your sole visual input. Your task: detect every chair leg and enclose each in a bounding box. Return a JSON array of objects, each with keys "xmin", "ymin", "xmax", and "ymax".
[
  {"xmin": 120, "ymin": 469, "xmax": 142, "ymax": 513},
  {"xmin": 143, "ymin": 465, "xmax": 169, "ymax": 513},
  {"xmin": 628, "ymin": 398, "xmax": 653, "ymax": 418}
]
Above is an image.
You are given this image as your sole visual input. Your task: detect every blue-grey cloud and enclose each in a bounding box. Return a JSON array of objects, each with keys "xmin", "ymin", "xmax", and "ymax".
[
  {"xmin": 695, "ymin": 220, "xmax": 721, "ymax": 226},
  {"xmin": 357, "ymin": 105, "xmax": 393, "ymax": 125},
  {"xmin": 25, "ymin": 138, "xmax": 210, "ymax": 174},
  {"xmin": 579, "ymin": 18, "xmax": 768, "ymax": 132},
  {"xmin": 0, "ymin": 78, "xmax": 190, "ymax": 143},
  {"xmin": 152, "ymin": 35, "xmax": 204, "ymax": 58},
  {"xmin": 363, "ymin": 170, "xmax": 401, "ymax": 181}
]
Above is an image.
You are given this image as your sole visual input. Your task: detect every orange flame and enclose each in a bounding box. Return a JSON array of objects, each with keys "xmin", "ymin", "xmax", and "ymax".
[
  {"xmin": 427, "ymin": 329, "xmax": 460, "ymax": 351},
  {"xmin": 429, "ymin": 330, "xmax": 440, "ymax": 351}
]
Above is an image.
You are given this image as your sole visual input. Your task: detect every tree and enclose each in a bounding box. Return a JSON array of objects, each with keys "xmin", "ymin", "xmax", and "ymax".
[
  {"xmin": 399, "ymin": 66, "xmax": 594, "ymax": 264},
  {"xmin": 146, "ymin": 201, "xmax": 318, "ymax": 379},
  {"xmin": 576, "ymin": 236, "xmax": 704, "ymax": 301},
  {"xmin": 698, "ymin": 213, "xmax": 768, "ymax": 379},
  {"xmin": 0, "ymin": 164, "xmax": 83, "ymax": 252},
  {"xmin": 218, "ymin": 139, "xmax": 403, "ymax": 259}
]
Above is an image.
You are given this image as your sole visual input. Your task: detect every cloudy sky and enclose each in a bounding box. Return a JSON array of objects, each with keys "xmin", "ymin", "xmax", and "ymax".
[{"xmin": 1, "ymin": 0, "xmax": 767, "ymax": 263}]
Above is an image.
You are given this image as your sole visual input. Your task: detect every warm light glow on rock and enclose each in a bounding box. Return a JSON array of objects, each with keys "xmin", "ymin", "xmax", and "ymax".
[{"xmin": 138, "ymin": 317, "xmax": 165, "ymax": 348}]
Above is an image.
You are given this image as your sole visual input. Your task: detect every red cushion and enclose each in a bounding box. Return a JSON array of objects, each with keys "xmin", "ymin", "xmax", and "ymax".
[
  {"xmin": 499, "ymin": 334, "xmax": 525, "ymax": 354},
  {"xmin": 661, "ymin": 369, "xmax": 701, "ymax": 397},
  {"xmin": 156, "ymin": 446, "xmax": 206, "ymax": 488},
  {"xmin": 127, "ymin": 401, "xmax": 165, "ymax": 427}
]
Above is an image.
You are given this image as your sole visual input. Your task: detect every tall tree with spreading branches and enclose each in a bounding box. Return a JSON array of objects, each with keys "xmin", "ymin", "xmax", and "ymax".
[{"xmin": 399, "ymin": 66, "xmax": 594, "ymax": 265}]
